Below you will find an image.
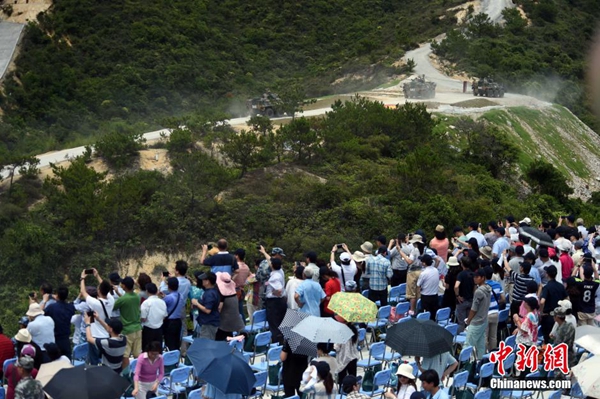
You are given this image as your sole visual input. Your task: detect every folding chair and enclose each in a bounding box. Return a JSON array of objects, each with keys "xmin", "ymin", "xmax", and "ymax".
[
  {"xmin": 265, "ymin": 366, "xmax": 284, "ymax": 397},
  {"xmin": 357, "ymin": 328, "xmax": 368, "ymax": 357},
  {"xmin": 247, "ymin": 371, "xmax": 268, "ymax": 399},
  {"xmin": 229, "ymin": 337, "xmax": 245, "ymax": 352},
  {"xmin": 187, "ymin": 388, "xmax": 202, "ymax": 399},
  {"xmin": 547, "ymin": 391, "xmax": 562, "ymax": 399},
  {"xmin": 436, "ymin": 307, "xmax": 451, "ymax": 326},
  {"xmin": 356, "ymin": 342, "xmax": 384, "ymax": 371},
  {"xmin": 416, "ymin": 311, "xmax": 430, "ymax": 321},
  {"xmin": 474, "ymin": 389, "xmax": 492, "ymax": 399},
  {"xmin": 72, "ymin": 344, "xmax": 88, "ymax": 367},
  {"xmin": 358, "ymin": 369, "xmax": 391, "ymax": 398},
  {"xmin": 157, "ymin": 366, "xmax": 194, "ymax": 399},
  {"xmin": 252, "ymin": 345, "xmax": 282, "ymax": 372},
  {"xmin": 367, "ymin": 305, "xmax": 391, "ymax": 342},
  {"xmin": 499, "ymin": 371, "xmax": 538, "ymax": 399},
  {"xmin": 497, "ymin": 309, "xmax": 510, "ymax": 341},
  {"xmin": 388, "ymin": 285, "xmax": 403, "ymax": 305},
  {"xmin": 162, "ymin": 349, "xmax": 181, "ymax": 374},
  {"xmin": 456, "ymin": 345, "xmax": 473, "ymax": 371},
  {"xmin": 467, "ymin": 362, "xmax": 495, "ymax": 391},
  {"xmin": 444, "ymin": 370, "xmax": 469, "ymax": 397},
  {"xmin": 243, "ymin": 331, "xmax": 272, "ymax": 364},
  {"xmin": 394, "ymin": 302, "xmax": 410, "ymax": 321},
  {"xmin": 245, "ymin": 309, "xmax": 268, "ymax": 333}
]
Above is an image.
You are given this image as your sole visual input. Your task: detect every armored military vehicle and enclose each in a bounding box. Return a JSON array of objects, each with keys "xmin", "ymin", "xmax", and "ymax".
[
  {"xmin": 402, "ymin": 75, "xmax": 436, "ymax": 99},
  {"xmin": 246, "ymin": 91, "xmax": 283, "ymax": 117},
  {"xmin": 472, "ymin": 77, "xmax": 505, "ymax": 98}
]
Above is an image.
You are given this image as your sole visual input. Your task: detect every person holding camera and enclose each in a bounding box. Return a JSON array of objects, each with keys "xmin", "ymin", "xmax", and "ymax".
[
  {"xmin": 80, "ymin": 268, "xmax": 115, "ymax": 365},
  {"xmin": 83, "ymin": 311, "xmax": 126, "ymax": 373},
  {"xmin": 201, "ymin": 239, "xmax": 239, "ymax": 276},
  {"xmin": 330, "ymin": 244, "xmax": 357, "ymax": 292}
]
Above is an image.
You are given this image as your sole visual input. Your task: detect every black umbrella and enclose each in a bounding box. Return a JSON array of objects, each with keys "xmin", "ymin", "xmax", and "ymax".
[
  {"xmin": 279, "ymin": 309, "xmax": 317, "ymax": 357},
  {"xmin": 44, "ymin": 365, "xmax": 130, "ymax": 399},
  {"xmin": 519, "ymin": 226, "xmax": 553, "ymax": 247},
  {"xmin": 384, "ymin": 318, "xmax": 453, "ymax": 358}
]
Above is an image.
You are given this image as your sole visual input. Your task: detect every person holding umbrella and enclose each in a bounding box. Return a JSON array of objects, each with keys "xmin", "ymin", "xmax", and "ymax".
[
  {"xmin": 415, "ymin": 352, "xmax": 457, "ymax": 386},
  {"xmin": 384, "ymin": 363, "xmax": 417, "ymax": 399}
]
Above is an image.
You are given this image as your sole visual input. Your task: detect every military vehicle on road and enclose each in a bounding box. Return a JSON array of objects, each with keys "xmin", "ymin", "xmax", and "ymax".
[
  {"xmin": 246, "ymin": 91, "xmax": 283, "ymax": 117},
  {"xmin": 472, "ymin": 77, "xmax": 505, "ymax": 98},
  {"xmin": 403, "ymin": 75, "xmax": 436, "ymax": 99}
]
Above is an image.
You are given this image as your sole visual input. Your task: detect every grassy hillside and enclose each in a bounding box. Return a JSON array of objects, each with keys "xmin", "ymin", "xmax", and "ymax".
[{"xmin": 0, "ymin": 0, "xmax": 466, "ymax": 157}]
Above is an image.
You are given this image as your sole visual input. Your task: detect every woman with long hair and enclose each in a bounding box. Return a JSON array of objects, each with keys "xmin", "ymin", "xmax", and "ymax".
[
  {"xmin": 442, "ymin": 257, "xmax": 461, "ymax": 313},
  {"xmin": 301, "ymin": 361, "xmax": 336, "ymax": 398},
  {"xmin": 467, "ymin": 237, "xmax": 480, "ymax": 258},
  {"xmin": 384, "ymin": 363, "xmax": 417, "ymax": 399},
  {"xmin": 514, "ymin": 297, "xmax": 539, "ymax": 377},
  {"xmin": 334, "ymin": 319, "xmax": 359, "ymax": 384},
  {"xmin": 136, "ymin": 273, "xmax": 152, "ymax": 303}
]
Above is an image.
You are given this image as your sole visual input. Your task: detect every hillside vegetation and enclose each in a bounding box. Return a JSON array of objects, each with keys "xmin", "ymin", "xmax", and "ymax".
[
  {"xmin": 0, "ymin": 0, "xmax": 466, "ymax": 158},
  {"xmin": 433, "ymin": 0, "xmax": 600, "ymax": 131},
  {"xmin": 2, "ymin": 98, "xmax": 600, "ymax": 334}
]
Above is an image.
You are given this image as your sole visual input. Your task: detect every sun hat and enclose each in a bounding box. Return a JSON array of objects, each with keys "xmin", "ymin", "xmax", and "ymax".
[
  {"xmin": 447, "ymin": 256, "xmax": 460, "ymax": 267},
  {"xmin": 360, "ymin": 242, "xmax": 373, "ymax": 254},
  {"xmin": 26, "ymin": 304, "xmax": 44, "ymax": 318},
  {"xmin": 14, "ymin": 328, "xmax": 32, "ymax": 343},
  {"xmin": 20, "ymin": 344, "xmax": 36, "ymax": 358},
  {"xmin": 435, "ymin": 225, "xmax": 444, "ymax": 233},
  {"xmin": 352, "ymin": 251, "xmax": 366, "ymax": 263},
  {"xmin": 396, "ymin": 363, "xmax": 416, "ymax": 379},
  {"xmin": 216, "ymin": 272, "xmax": 237, "ymax": 296},
  {"xmin": 480, "ymin": 246, "xmax": 493, "ymax": 260},
  {"xmin": 409, "ymin": 234, "xmax": 423, "ymax": 244}
]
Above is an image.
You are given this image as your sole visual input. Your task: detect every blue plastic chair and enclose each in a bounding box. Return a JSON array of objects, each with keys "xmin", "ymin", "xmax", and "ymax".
[
  {"xmin": 247, "ymin": 371, "xmax": 268, "ymax": 398},
  {"xmin": 445, "ymin": 370, "xmax": 469, "ymax": 397},
  {"xmin": 505, "ymin": 335, "xmax": 517, "ymax": 350},
  {"xmin": 388, "ymin": 285, "xmax": 404, "ymax": 304},
  {"xmin": 436, "ymin": 307, "xmax": 451, "ymax": 326},
  {"xmin": 243, "ymin": 331, "xmax": 272, "ymax": 364},
  {"xmin": 445, "ymin": 323, "xmax": 458, "ymax": 337},
  {"xmin": 499, "ymin": 371, "xmax": 538, "ymax": 399},
  {"xmin": 548, "ymin": 391, "xmax": 561, "ymax": 399},
  {"xmin": 397, "ymin": 317, "xmax": 411, "ymax": 324},
  {"xmin": 245, "ymin": 309, "xmax": 268, "ymax": 333},
  {"xmin": 394, "ymin": 302, "xmax": 410, "ymax": 320},
  {"xmin": 162, "ymin": 349, "xmax": 181, "ymax": 373},
  {"xmin": 265, "ymin": 366, "xmax": 283, "ymax": 396},
  {"xmin": 127, "ymin": 358, "xmax": 138, "ymax": 378},
  {"xmin": 474, "ymin": 389, "xmax": 492, "ymax": 399},
  {"xmin": 357, "ymin": 342, "xmax": 384, "ymax": 370},
  {"xmin": 467, "ymin": 361, "xmax": 495, "ymax": 391},
  {"xmin": 229, "ymin": 337, "xmax": 245, "ymax": 352},
  {"xmin": 252, "ymin": 345, "xmax": 282, "ymax": 372},
  {"xmin": 570, "ymin": 382, "xmax": 585, "ymax": 399},
  {"xmin": 359, "ymin": 369, "xmax": 391, "ymax": 397},
  {"xmin": 357, "ymin": 327, "xmax": 368, "ymax": 356},
  {"xmin": 368, "ymin": 305, "xmax": 391, "ymax": 342},
  {"xmin": 457, "ymin": 345, "xmax": 473, "ymax": 370},
  {"xmin": 72, "ymin": 344, "xmax": 88, "ymax": 367},
  {"xmin": 416, "ymin": 311, "xmax": 430, "ymax": 320},
  {"xmin": 187, "ymin": 388, "xmax": 202, "ymax": 399},
  {"xmin": 157, "ymin": 366, "xmax": 193, "ymax": 398},
  {"xmin": 284, "ymin": 396, "xmax": 301, "ymax": 399},
  {"xmin": 498, "ymin": 308, "xmax": 510, "ymax": 340},
  {"xmin": 2, "ymin": 357, "xmax": 16, "ymax": 382}
]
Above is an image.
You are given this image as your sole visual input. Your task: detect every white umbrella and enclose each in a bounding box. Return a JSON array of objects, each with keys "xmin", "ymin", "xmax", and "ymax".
[
  {"xmin": 572, "ymin": 356, "xmax": 600, "ymax": 398},
  {"xmin": 575, "ymin": 325, "xmax": 600, "ymax": 341},
  {"xmin": 36, "ymin": 360, "xmax": 73, "ymax": 386},
  {"xmin": 291, "ymin": 316, "xmax": 354, "ymax": 344}
]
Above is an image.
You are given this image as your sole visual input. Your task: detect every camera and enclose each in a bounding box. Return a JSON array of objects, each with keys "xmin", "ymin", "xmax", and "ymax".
[
  {"xmin": 337, "ymin": 244, "xmax": 343, "ymax": 249},
  {"xmin": 85, "ymin": 268, "xmax": 94, "ymax": 275},
  {"xmin": 86, "ymin": 310, "xmax": 95, "ymax": 322},
  {"xmin": 162, "ymin": 271, "xmax": 169, "ymax": 277},
  {"xmin": 256, "ymin": 244, "xmax": 262, "ymax": 250},
  {"xmin": 207, "ymin": 244, "xmax": 213, "ymax": 250},
  {"xmin": 28, "ymin": 292, "xmax": 35, "ymax": 298}
]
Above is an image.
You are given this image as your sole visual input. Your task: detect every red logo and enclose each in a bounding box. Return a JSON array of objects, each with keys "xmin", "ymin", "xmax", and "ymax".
[{"xmin": 489, "ymin": 343, "xmax": 569, "ymax": 376}]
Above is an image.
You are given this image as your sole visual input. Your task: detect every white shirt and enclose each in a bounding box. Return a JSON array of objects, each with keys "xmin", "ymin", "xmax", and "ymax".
[
  {"xmin": 286, "ymin": 278, "xmax": 303, "ymax": 310},
  {"xmin": 86, "ymin": 295, "xmax": 115, "ymax": 338},
  {"xmin": 141, "ymin": 295, "xmax": 168, "ymax": 329},
  {"xmin": 266, "ymin": 269, "xmax": 286, "ymax": 298},
  {"xmin": 466, "ymin": 230, "xmax": 487, "ymax": 248},
  {"xmin": 417, "ymin": 266, "xmax": 440, "ymax": 295},
  {"xmin": 111, "ymin": 286, "xmax": 125, "ymax": 317},
  {"xmin": 331, "ymin": 261, "xmax": 357, "ymax": 291},
  {"xmin": 27, "ymin": 315, "xmax": 55, "ymax": 348}
]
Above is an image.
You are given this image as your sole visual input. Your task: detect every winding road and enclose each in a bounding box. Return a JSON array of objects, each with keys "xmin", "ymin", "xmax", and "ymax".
[{"xmin": 0, "ymin": 1, "xmax": 514, "ymax": 180}]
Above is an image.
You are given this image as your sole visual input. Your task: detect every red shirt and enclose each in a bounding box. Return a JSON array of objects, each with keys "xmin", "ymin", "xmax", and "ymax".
[
  {"xmin": 559, "ymin": 252, "xmax": 574, "ymax": 279},
  {"xmin": 0, "ymin": 334, "xmax": 14, "ymax": 372},
  {"xmin": 323, "ymin": 278, "xmax": 341, "ymax": 315},
  {"xmin": 6, "ymin": 363, "xmax": 38, "ymax": 399}
]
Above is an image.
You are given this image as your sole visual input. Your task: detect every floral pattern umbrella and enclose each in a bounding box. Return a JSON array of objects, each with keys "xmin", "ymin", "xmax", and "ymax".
[{"xmin": 327, "ymin": 291, "xmax": 378, "ymax": 322}]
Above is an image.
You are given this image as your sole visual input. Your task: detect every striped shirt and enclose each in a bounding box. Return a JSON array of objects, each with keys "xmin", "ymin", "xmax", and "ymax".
[
  {"xmin": 486, "ymin": 280, "xmax": 503, "ymax": 314},
  {"xmin": 508, "ymin": 270, "xmax": 535, "ymax": 302},
  {"xmin": 95, "ymin": 335, "xmax": 127, "ymax": 372}
]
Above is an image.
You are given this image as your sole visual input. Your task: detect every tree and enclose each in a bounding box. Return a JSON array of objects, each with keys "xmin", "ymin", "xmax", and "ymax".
[
  {"xmin": 524, "ymin": 159, "xmax": 573, "ymax": 201},
  {"xmin": 281, "ymin": 117, "xmax": 319, "ymax": 162},
  {"xmin": 275, "ymin": 79, "xmax": 315, "ymax": 119},
  {"xmin": 221, "ymin": 130, "xmax": 261, "ymax": 177},
  {"xmin": 247, "ymin": 115, "xmax": 273, "ymax": 136},
  {"xmin": 94, "ymin": 127, "xmax": 145, "ymax": 169},
  {"xmin": 0, "ymin": 155, "xmax": 40, "ymax": 200}
]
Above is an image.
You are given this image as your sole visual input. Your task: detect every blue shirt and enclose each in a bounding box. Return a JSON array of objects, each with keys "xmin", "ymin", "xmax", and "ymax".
[
  {"xmin": 197, "ymin": 287, "xmax": 221, "ymax": 327},
  {"xmin": 203, "ymin": 252, "xmax": 239, "ymax": 274},
  {"xmin": 430, "ymin": 388, "xmax": 450, "ymax": 399},
  {"xmin": 529, "ymin": 266, "xmax": 541, "ymax": 285},
  {"xmin": 159, "ymin": 276, "xmax": 191, "ymax": 300},
  {"xmin": 366, "ymin": 254, "xmax": 392, "ymax": 291},
  {"xmin": 492, "ymin": 237, "xmax": 510, "ymax": 257},
  {"xmin": 163, "ymin": 292, "xmax": 186, "ymax": 320},
  {"xmin": 295, "ymin": 280, "xmax": 325, "ymax": 317},
  {"xmin": 44, "ymin": 301, "xmax": 75, "ymax": 339}
]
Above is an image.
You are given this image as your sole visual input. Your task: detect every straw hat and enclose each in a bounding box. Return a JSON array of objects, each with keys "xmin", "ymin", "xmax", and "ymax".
[
  {"xmin": 352, "ymin": 251, "xmax": 366, "ymax": 263},
  {"xmin": 360, "ymin": 242, "xmax": 373, "ymax": 254},
  {"xmin": 26, "ymin": 304, "xmax": 44, "ymax": 318},
  {"xmin": 14, "ymin": 328, "xmax": 32, "ymax": 343},
  {"xmin": 409, "ymin": 234, "xmax": 424, "ymax": 244}
]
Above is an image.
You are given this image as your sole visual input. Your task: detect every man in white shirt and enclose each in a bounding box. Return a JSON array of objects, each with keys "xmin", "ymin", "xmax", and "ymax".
[
  {"xmin": 140, "ymin": 283, "xmax": 167, "ymax": 352},
  {"xmin": 330, "ymin": 245, "xmax": 357, "ymax": 291},
  {"xmin": 417, "ymin": 255, "xmax": 440, "ymax": 320},
  {"xmin": 466, "ymin": 222, "xmax": 487, "ymax": 248},
  {"xmin": 80, "ymin": 270, "xmax": 115, "ymax": 365},
  {"xmin": 26, "ymin": 303, "xmax": 55, "ymax": 357},
  {"xmin": 265, "ymin": 258, "xmax": 287, "ymax": 345}
]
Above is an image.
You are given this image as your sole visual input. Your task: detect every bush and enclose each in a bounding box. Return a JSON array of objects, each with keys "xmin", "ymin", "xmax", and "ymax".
[{"xmin": 94, "ymin": 129, "xmax": 145, "ymax": 169}]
